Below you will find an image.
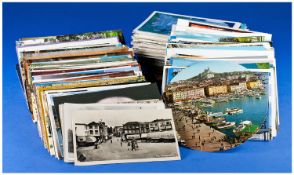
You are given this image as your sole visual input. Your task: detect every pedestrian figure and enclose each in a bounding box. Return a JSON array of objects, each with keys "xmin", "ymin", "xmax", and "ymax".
[
  {"xmin": 95, "ymin": 142, "xmax": 99, "ymax": 149},
  {"xmin": 78, "ymin": 153, "xmax": 87, "ymax": 162},
  {"xmin": 220, "ymin": 142, "xmax": 224, "ymax": 151},
  {"xmin": 110, "ymin": 139, "xmax": 112, "ymax": 144},
  {"xmin": 131, "ymin": 139, "xmax": 136, "ymax": 151},
  {"xmin": 127, "ymin": 141, "xmax": 131, "ymax": 151},
  {"xmin": 135, "ymin": 140, "xmax": 139, "ymax": 149},
  {"xmin": 221, "ymin": 142, "xmax": 225, "ymax": 149}
]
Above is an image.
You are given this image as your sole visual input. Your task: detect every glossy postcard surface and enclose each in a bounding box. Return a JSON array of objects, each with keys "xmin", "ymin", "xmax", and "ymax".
[
  {"xmin": 164, "ymin": 61, "xmax": 270, "ymax": 151},
  {"xmin": 136, "ymin": 11, "xmax": 244, "ymax": 35}
]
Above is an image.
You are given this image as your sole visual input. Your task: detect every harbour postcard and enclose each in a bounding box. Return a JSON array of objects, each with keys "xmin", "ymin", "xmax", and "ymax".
[{"xmin": 164, "ymin": 61, "xmax": 270, "ymax": 152}]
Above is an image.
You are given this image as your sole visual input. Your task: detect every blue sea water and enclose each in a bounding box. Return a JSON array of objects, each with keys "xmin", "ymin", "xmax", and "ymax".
[
  {"xmin": 204, "ymin": 82, "xmax": 269, "ymax": 138},
  {"xmin": 205, "ymin": 95, "xmax": 269, "ymax": 126},
  {"xmin": 207, "ymin": 95, "xmax": 268, "ymax": 136}
]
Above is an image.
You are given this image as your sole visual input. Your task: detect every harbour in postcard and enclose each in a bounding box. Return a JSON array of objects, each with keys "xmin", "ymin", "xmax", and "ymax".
[
  {"xmin": 203, "ymin": 84, "xmax": 269, "ymax": 138},
  {"xmin": 164, "ymin": 61, "xmax": 270, "ymax": 152}
]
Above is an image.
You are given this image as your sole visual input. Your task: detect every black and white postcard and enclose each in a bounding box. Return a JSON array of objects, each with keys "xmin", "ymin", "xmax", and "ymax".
[
  {"xmin": 71, "ymin": 109, "xmax": 180, "ymax": 165},
  {"xmin": 61, "ymin": 102, "xmax": 166, "ymax": 162}
]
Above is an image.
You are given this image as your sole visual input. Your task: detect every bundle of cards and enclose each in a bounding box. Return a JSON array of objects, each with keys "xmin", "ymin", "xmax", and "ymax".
[
  {"xmin": 16, "ymin": 30, "xmax": 180, "ymax": 164},
  {"xmin": 132, "ymin": 11, "xmax": 247, "ymax": 81},
  {"xmin": 162, "ymin": 18, "xmax": 279, "ymax": 152}
]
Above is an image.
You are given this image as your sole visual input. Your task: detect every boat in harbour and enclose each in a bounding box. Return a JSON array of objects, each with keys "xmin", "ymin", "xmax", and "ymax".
[
  {"xmin": 207, "ymin": 112, "xmax": 224, "ymax": 117},
  {"xmin": 200, "ymin": 103, "xmax": 213, "ymax": 108},
  {"xmin": 225, "ymin": 108, "xmax": 243, "ymax": 115},
  {"xmin": 216, "ymin": 121, "xmax": 236, "ymax": 129},
  {"xmin": 233, "ymin": 121, "xmax": 248, "ymax": 133},
  {"xmin": 233, "ymin": 120, "xmax": 258, "ymax": 135},
  {"xmin": 255, "ymin": 95, "xmax": 261, "ymax": 99}
]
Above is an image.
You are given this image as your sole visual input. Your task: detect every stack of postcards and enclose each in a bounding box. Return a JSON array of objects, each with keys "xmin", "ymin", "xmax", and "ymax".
[
  {"xmin": 16, "ymin": 30, "xmax": 180, "ymax": 165},
  {"xmin": 132, "ymin": 11, "xmax": 247, "ymax": 81},
  {"xmin": 162, "ymin": 17, "xmax": 279, "ymax": 152},
  {"xmin": 15, "ymin": 11, "xmax": 280, "ymax": 165}
]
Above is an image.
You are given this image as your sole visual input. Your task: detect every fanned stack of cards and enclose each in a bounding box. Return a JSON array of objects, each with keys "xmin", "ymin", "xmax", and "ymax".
[
  {"xmin": 16, "ymin": 30, "xmax": 180, "ymax": 165},
  {"xmin": 162, "ymin": 17, "xmax": 279, "ymax": 152},
  {"xmin": 132, "ymin": 11, "xmax": 247, "ymax": 81}
]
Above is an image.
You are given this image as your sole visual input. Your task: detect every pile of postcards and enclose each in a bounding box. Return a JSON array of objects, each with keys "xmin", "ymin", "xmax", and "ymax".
[
  {"xmin": 16, "ymin": 30, "xmax": 180, "ymax": 165},
  {"xmin": 16, "ymin": 11, "xmax": 280, "ymax": 165},
  {"xmin": 132, "ymin": 11, "xmax": 247, "ymax": 82},
  {"xmin": 161, "ymin": 16, "xmax": 279, "ymax": 152}
]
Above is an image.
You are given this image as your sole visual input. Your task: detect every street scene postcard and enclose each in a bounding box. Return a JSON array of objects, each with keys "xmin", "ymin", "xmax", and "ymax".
[{"xmin": 72, "ymin": 109, "xmax": 180, "ymax": 165}]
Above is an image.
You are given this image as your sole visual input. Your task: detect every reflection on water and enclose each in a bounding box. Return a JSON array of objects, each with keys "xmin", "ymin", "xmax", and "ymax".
[{"xmin": 204, "ymin": 87, "xmax": 269, "ymax": 137}]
